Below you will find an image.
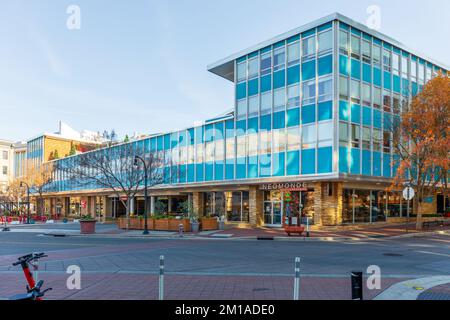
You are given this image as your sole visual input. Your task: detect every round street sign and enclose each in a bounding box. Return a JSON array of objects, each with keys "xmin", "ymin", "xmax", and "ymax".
[{"xmin": 403, "ymin": 187, "xmax": 415, "ymax": 201}]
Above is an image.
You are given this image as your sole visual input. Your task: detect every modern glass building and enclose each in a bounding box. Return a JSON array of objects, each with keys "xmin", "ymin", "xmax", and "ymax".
[{"xmin": 43, "ymin": 13, "xmax": 449, "ymax": 226}]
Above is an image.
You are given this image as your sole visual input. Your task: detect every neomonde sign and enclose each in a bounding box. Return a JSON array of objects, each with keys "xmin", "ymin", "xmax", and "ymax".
[{"xmin": 259, "ymin": 182, "xmax": 309, "ymax": 192}]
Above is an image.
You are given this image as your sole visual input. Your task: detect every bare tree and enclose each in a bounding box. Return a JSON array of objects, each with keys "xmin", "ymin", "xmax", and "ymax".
[
  {"xmin": 25, "ymin": 162, "xmax": 54, "ymax": 217},
  {"xmin": 56, "ymin": 142, "xmax": 163, "ymax": 229}
]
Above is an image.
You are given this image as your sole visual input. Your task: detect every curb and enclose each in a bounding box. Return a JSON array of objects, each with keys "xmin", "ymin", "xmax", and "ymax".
[{"xmin": 374, "ymin": 276, "xmax": 450, "ymax": 300}]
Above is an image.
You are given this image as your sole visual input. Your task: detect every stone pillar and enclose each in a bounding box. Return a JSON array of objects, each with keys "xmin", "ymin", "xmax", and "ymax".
[
  {"xmin": 150, "ymin": 196, "xmax": 156, "ymax": 215},
  {"xmin": 192, "ymin": 192, "xmax": 204, "ymax": 217},
  {"xmin": 314, "ymin": 182, "xmax": 343, "ymax": 226},
  {"xmin": 249, "ymin": 186, "xmax": 264, "ymax": 227},
  {"xmin": 313, "ymin": 182, "xmax": 323, "ymax": 226}
]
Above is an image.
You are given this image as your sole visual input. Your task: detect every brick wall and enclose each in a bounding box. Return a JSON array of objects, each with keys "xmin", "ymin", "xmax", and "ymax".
[{"xmin": 313, "ymin": 182, "xmax": 343, "ymax": 226}]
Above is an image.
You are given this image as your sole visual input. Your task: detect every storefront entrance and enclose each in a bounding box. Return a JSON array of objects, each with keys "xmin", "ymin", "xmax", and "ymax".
[
  {"xmin": 264, "ymin": 201, "xmax": 283, "ymax": 227},
  {"xmin": 263, "ymin": 191, "xmax": 283, "ymax": 227}
]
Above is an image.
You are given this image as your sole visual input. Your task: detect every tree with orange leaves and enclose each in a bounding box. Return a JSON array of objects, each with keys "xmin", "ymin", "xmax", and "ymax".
[{"xmin": 392, "ymin": 73, "xmax": 450, "ymax": 230}]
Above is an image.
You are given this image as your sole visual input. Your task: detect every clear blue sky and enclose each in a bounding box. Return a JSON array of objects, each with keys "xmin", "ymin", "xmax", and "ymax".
[{"xmin": 1, "ymin": 0, "xmax": 449, "ymax": 142}]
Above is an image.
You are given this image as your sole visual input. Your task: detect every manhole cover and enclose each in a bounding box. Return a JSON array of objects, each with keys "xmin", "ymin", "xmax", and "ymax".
[
  {"xmin": 253, "ymin": 288, "xmax": 270, "ymax": 292},
  {"xmin": 383, "ymin": 253, "xmax": 403, "ymax": 257}
]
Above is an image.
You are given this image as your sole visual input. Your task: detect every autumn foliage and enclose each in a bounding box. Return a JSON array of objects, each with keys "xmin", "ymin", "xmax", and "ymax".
[{"xmin": 392, "ymin": 73, "xmax": 450, "ymax": 229}]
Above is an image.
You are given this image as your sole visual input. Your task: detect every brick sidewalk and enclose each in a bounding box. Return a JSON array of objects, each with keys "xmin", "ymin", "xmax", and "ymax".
[
  {"xmin": 209, "ymin": 224, "xmax": 450, "ymax": 239},
  {"xmin": 0, "ymin": 273, "xmax": 401, "ymax": 300}
]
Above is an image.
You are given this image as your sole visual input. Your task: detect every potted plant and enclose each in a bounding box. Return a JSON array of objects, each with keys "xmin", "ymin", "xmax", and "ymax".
[
  {"xmin": 80, "ymin": 215, "xmax": 96, "ymax": 234},
  {"xmin": 190, "ymin": 213, "xmax": 200, "ymax": 233}
]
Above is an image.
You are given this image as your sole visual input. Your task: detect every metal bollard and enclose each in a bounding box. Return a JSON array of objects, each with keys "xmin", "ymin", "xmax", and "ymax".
[
  {"xmin": 306, "ymin": 217, "xmax": 310, "ymax": 238},
  {"xmin": 293, "ymin": 257, "xmax": 301, "ymax": 300},
  {"xmin": 159, "ymin": 255, "xmax": 164, "ymax": 300},
  {"xmin": 178, "ymin": 223, "xmax": 184, "ymax": 238},
  {"xmin": 33, "ymin": 252, "xmax": 39, "ymax": 284},
  {"xmin": 351, "ymin": 271, "xmax": 363, "ymax": 300}
]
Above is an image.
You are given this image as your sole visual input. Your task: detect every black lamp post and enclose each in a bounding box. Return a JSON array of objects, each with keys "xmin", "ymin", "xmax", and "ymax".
[
  {"xmin": 20, "ymin": 181, "xmax": 31, "ymax": 224},
  {"xmin": 134, "ymin": 155, "xmax": 149, "ymax": 235}
]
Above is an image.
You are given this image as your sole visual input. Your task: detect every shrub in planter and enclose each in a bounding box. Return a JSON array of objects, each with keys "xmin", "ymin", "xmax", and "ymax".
[
  {"xmin": 190, "ymin": 214, "xmax": 200, "ymax": 233},
  {"xmin": 80, "ymin": 215, "xmax": 96, "ymax": 234}
]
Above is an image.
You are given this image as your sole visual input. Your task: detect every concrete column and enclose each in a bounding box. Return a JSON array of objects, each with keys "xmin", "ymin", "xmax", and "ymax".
[
  {"xmin": 105, "ymin": 197, "xmax": 113, "ymax": 219},
  {"xmin": 192, "ymin": 192, "xmax": 204, "ymax": 217},
  {"xmin": 249, "ymin": 186, "xmax": 264, "ymax": 227},
  {"xmin": 168, "ymin": 196, "xmax": 173, "ymax": 213},
  {"xmin": 150, "ymin": 196, "xmax": 156, "ymax": 215},
  {"xmin": 88, "ymin": 196, "xmax": 96, "ymax": 218},
  {"xmin": 130, "ymin": 197, "xmax": 135, "ymax": 216}
]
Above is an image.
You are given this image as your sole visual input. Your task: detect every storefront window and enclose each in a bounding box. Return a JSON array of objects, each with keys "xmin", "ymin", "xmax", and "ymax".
[
  {"xmin": 371, "ymin": 191, "xmax": 387, "ymax": 222},
  {"xmin": 354, "ymin": 190, "xmax": 371, "ymax": 223},
  {"xmin": 342, "ymin": 189, "xmax": 354, "ymax": 223},
  {"xmin": 387, "ymin": 192, "xmax": 402, "ymax": 217}
]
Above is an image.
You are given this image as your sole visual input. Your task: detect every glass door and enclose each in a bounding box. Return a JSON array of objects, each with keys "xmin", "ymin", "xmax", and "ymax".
[{"xmin": 263, "ymin": 201, "xmax": 283, "ymax": 227}]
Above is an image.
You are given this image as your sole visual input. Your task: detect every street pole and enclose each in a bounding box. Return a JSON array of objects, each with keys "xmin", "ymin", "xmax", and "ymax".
[
  {"xmin": 21, "ymin": 182, "xmax": 31, "ymax": 225},
  {"xmin": 134, "ymin": 156, "xmax": 149, "ymax": 235}
]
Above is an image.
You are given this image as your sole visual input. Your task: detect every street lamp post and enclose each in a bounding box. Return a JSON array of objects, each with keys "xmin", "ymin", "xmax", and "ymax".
[
  {"xmin": 134, "ymin": 155, "xmax": 149, "ymax": 235},
  {"xmin": 20, "ymin": 181, "xmax": 31, "ymax": 224}
]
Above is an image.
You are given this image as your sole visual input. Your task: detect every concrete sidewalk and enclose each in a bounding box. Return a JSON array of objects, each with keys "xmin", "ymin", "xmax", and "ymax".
[{"xmin": 375, "ymin": 276, "xmax": 450, "ymax": 300}]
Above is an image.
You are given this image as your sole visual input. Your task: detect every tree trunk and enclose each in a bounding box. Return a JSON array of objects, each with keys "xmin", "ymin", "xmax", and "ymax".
[
  {"xmin": 126, "ymin": 199, "xmax": 130, "ymax": 230},
  {"xmin": 416, "ymin": 200, "xmax": 424, "ymax": 231}
]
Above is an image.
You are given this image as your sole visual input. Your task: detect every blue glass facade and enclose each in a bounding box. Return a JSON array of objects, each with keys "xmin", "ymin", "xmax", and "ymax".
[{"xmin": 48, "ymin": 15, "xmax": 448, "ymax": 195}]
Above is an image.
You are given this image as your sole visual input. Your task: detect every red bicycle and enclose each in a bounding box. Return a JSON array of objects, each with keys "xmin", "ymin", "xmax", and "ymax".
[{"xmin": 10, "ymin": 253, "xmax": 52, "ymax": 300}]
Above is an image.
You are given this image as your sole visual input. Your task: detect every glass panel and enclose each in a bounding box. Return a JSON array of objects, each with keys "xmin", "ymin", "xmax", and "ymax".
[
  {"xmin": 302, "ymin": 35, "xmax": 316, "ymax": 59},
  {"xmin": 351, "ymin": 35, "xmax": 360, "ymax": 59},
  {"xmin": 248, "ymin": 95, "xmax": 259, "ymax": 118},
  {"xmin": 339, "ymin": 30, "xmax": 349, "ymax": 55},
  {"xmin": 287, "ymin": 127, "xmax": 300, "ymax": 151},
  {"xmin": 318, "ymin": 76, "xmax": 332, "ymax": 102},
  {"xmin": 373, "ymin": 87, "xmax": 381, "ymax": 109},
  {"xmin": 273, "ymin": 129, "xmax": 286, "ymax": 153},
  {"xmin": 273, "ymin": 47, "xmax": 286, "ymax": 71},
  {"xmin": 260, "ymin": 131, "xmax": 272, "ymax": 154},
  {"xmin": 302, "ymin": 80, "xmax": 316, "ymax": 105},
  {"xmin": 354, "ymin": 190, "xmax": 371, "ymax": 223},
  {"xmin": 261, "ymin": 92, "xmax": 272, "ymax": 115},
  {"xmin": 302, "ymin": 124, "xmax": 316, "ymax": 149},
  {"xmin": 387, "ymin": 192, "xmax": 402, "ymax": 217},
  {"xmin": 236, "ymin": 136, "xmax": 246, "ymax": 158},
  {"xmin": 362, "ymin": 83, "xmax": 371, "ymax": 106},
  {"xmin": 351, "ymin": 124, "xmax": 360, "ymax": 148},
  {"xmin": 260, "ymin": 52, "xmax": 272, "ymax": 75},
  {"xmin": 339, "ymin": 76, "xmax": 348, "ymax": 100},
  {"xmin": 318, "ymin": 30, "xmax": 332, "ymax": 54},
  {"xmin": 362, "ymin": 40, "xmax": 371, "ymax": 64},
  {"xmin": 318, "ymin": 121, "xmax": 333, "ymax": 147},
  {"xmin": 248, "ymin": 58, "xmax": 259, "ymax": 78},
  {"xmin": 237, "ymin": 99, "xmax": 247, "ymax": 120},
  {"xmin": 362, "ymin": 127, "xmax": 371, "ymax": 150},
  {"xmin": 287, "ymin": 42, "xmax": 300, "ymax": 66},
  {"xmin": 342, "ymin": 189, "xmax": 354, "ymax": 223},
  {"xmin": 373, "ymin": 45, "xmax": 381, "ymax": 67},
  {"xmin": 225, "ymin": 138, "xmax": 235, "ymax": 159},
  {"xmin": 372, "ymin": 191, "xmax": 387, "ymax": 222},
  {"xmin": 351, "ymin": 79, "xmax": 360, "ymax": 104},
  {"xmin": 287, "ymin": 84, "xmax": 300, "ymax": 109},
  {"xmin": 373, "ymin": 128, "xmax": 382, "ymax": 151},
  {"xmin": 339, "ymin": 122, "xmax": 349, "ymax": 145},
  {"xmin": 274, "ymin": 88, "xmax": 286, "ymax": 112},
  {"xmin": 237, "ymin": 61, "xmax": 246, "ymax": 82}
]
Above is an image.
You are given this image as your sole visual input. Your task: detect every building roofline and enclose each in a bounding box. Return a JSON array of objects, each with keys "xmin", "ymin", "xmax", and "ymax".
[
  {"xmin": 207, "ymin": 12, "xmax": 449, "ymax": 81},
  {"xmin": 26, "ymin": 132, "xmax": 104, "ymax": 145}
]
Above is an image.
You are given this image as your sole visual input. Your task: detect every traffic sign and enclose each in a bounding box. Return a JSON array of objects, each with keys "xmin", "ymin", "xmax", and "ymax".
[{"xmin": 403, "ymin": 187, "xmax": 415, "ymax": 201}]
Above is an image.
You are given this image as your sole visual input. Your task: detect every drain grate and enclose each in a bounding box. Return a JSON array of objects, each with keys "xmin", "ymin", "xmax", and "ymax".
[
  {"xmin": 383, "ymin": 253, "xmax": 404, "ymax": 257},
  {"xmin": 253, "ymin": 288, "xmax": 270, "ymax": 292}
]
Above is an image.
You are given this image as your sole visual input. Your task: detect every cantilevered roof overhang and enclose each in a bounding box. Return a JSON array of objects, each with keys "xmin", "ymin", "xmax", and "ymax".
[{"xmin": 207, "ymin": 12, "xmax": 449, "ymax": 82}]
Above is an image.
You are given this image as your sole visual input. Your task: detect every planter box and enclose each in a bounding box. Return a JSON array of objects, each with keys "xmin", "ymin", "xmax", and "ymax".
[
  {"xmin": 201, "ymin": 217, "xmax": 218, "ymax": 231},
  {"xmin": 80, "ymin": 220, "xmax": 96, "ymax": 234},
  {"xmin": 169, "ymin": 219, "xmax": 191, "ymax": 232},
  {"xmin": 130, "ymin": 218, "xmax": 144, "ymax": 230},
  {"xmin": 154, "ymin": 218, "xmax": 170, "ymax": 231}
]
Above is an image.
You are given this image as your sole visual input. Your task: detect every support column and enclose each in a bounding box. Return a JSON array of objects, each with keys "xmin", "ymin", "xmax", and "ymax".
[
  {"xmin": 150, "ymin": 196, "xmax": 156, "ymax": 215},
  {"xmin": 130, "ymin": 196, "xmax": 135, "ymax": 216},
  {"xmin": 249, "ymin": 186, "xmax": 264, "ymax": 227},
  {"xmin": 314, "ymin": 182, "xmax": 343, "ymax": 226},
  {"xmin": 168, "ymin": 196, "xmax": 173, "ymax": 213},
  {"xmin": 88, "ymin": 196, "xmax": 96, "ymax": 218},
  {"xmin": 192, "ymin": 192, "xmax": 204, "ymax": 217}
]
